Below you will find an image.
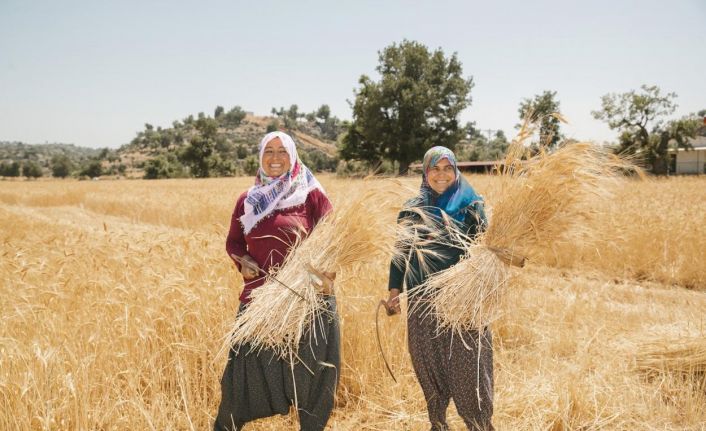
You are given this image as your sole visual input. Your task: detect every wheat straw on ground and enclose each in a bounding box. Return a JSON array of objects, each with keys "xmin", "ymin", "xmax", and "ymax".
[{"xmin": 636, "ymin": 337, "xmax": 706, "ymax": 381}]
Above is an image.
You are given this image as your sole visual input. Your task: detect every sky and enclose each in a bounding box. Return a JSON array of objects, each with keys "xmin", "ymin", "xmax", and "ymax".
[{"xmin": 1, "ymin": 0, "xmax": 704, "ymax": 149}]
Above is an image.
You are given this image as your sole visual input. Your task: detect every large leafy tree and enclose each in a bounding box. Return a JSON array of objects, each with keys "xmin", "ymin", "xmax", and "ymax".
[
  {"xmin": 517, "ymin": 90, "xmax": 563, "ymax": 149},
  {"xmin": 341, "ymin": 40, "xmax": 474, "ymax": 174},
  {"xmin": 592, "ymin": 85, "xmax": 698, "ymax": 174}
]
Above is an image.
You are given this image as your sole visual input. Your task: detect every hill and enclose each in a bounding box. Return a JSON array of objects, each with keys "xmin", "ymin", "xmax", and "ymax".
[
  {"xmin": 0, "ymin": 107, "xmax": 342, "ymax": 179},
  {"xmin": 118, "ymin": 111, "xmax": 339, "ymax": 179},
  {"xmin": 0, "ymin": 141, "xmax": 104, "ymax": 177}
]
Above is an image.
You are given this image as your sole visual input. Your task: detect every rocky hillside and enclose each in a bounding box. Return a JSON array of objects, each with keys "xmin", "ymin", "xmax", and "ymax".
[{"xmin": 1, "ymin": 107, "xmax": 343, "ymax": 179}]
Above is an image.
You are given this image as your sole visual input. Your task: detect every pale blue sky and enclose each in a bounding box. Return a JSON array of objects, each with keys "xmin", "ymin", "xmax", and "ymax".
[{"xmin": 1, "ymin": 0, "xmax": 704, "ymax": 148}]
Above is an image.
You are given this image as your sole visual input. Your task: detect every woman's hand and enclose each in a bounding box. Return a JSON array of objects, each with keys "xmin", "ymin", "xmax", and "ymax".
[
  {"xmin": 305, "ymin": 264, "xmax": 336, "ymax": 295},
  {"xmin": 386, "ymin": 288, "xmax": 401, "ymax": 315},
  {"xmin": 232, "ymin": 253, "xmax": 260, "ymax": 280}
]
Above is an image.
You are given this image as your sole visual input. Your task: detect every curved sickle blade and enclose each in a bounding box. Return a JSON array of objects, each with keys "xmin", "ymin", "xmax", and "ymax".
[{"xmin": 376, "ymin": 300, "xmax": 398, "ymax": 383}]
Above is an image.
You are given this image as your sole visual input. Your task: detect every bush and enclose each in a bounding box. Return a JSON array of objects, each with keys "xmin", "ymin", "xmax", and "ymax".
[
  {"xmin": 300, "ymin": 150, "xmax": 337, "ymax": 172},
  {"xmin": 335, "ymin": 159, "xmax": 396, "ymax": 177},
  {"xmin": 266, "ymin": 120, "xmax": 280, "ymax": 133},
  {"xmin": 222, "ymin": 106, "xmax": 246, "ymax": 127},
  {"xmin": 243, "ymin": 155, "xmax": 259, "ymax": 176},
  {"xmin": 80, "ymin": 160, "xmax": 103, "ymax": 178},
  {"xmin": 0, "ymin": 161, "xmax": 21, "ymax": 177},
  {"xmin": 22, "ymin": 161, "xmax": 43, "ymax": 179},
  {"xmin": 236, "ymin": 144, "xmax": 248, "ymax": 159},
  {"xmin": 144, "ymin": 155, "xmax": 186, "ymax": 179},
  {"xmin": 51, "ymin": 155, "xmax": 73, "ymax": 178}
]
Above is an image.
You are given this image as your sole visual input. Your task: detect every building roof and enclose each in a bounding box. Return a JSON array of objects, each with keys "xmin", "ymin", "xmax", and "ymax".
[
  {"xmin": 689, "ymin": 136, "xmax": 706, "ymax": 148},
  {"xmin": 668, "ymin": 136, "xmax": 706, "ymax": 152}
]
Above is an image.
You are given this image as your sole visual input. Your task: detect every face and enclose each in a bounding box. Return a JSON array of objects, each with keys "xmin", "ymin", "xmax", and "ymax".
[
  {"xmin": 426, "ymin": 158, "xmax": 456, "ymax": 194},
  {"xmin": 261, "ymin": 137, "xmax": 291, "ymax": 177}
]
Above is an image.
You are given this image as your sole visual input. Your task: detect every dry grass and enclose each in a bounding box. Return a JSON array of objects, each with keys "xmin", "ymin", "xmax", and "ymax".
[
  {"xmin": 636, "ymin": 337, "xmax": 706, "ymax": 381},
  {"xmin": 1, "ymin": 174, "xmax": 705, "ymax": 430}
]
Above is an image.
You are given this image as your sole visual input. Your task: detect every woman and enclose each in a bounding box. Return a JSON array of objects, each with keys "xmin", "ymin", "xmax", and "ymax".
[
  {"xmin": 214, "ymin": 131, "xmax": 339, "ymax": 431},
  {"xmin": 386, "ymin": 146, "xmax": 493, "ymax": 431}
]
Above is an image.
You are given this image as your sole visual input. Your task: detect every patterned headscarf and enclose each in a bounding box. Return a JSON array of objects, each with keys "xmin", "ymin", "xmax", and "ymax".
[
  {"xmin": 240, "ymin": 131, "xmax": 324, "ymax": 234},
  {"xmin": 419, "ymin": 146, "xmax": 482, "ymax": 222}
]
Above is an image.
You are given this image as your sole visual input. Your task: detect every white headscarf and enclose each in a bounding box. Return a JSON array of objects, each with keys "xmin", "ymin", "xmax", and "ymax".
[{"xmin": 240, "ymin": 131, "xmax": 324, "ymax": 234}]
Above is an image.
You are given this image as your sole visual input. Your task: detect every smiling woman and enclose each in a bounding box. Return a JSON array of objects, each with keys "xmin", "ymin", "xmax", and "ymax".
[
  {"xmin": 385, "ymin": 145, "xmax": 493, "ymax": 431},
  {"xmin": 214, "ymin": 131, "xmax": 339, "ymax": 431},
  {"xmin": 260, "ymin": 137, "xmax": 291, "ymax": 177},
  {"xmin": 426, "ymin": 158, "xmax": 456, "ymax": 194}
]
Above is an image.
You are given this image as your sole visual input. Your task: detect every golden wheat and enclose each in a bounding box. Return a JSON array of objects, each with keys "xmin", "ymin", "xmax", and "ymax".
[
  {"xmin": 0, "ymin": 174, "xmax": 705, "ymax": 430},
  {"xmin": 227, "ymin": 182, "xmax": 399, "ymax": 358},
  {"xmin": 422, "ymin": 133, "xmax": 638, "ymax": 332}
]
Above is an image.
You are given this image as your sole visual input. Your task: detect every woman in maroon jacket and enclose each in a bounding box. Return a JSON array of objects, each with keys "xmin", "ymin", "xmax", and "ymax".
[{"xmin": 214, "ymin": 131, "xmax": 338, "ymax": 431}]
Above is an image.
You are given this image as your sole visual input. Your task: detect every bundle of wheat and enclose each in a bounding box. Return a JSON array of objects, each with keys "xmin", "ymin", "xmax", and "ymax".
[
  {"xmin": 636, "ymin": 337, "xmax": 706, "ymax": 382},
  {"xmin": 227, "ymin": 182, "xmax": 399, "ymax": 358},
  {"xmin": 418, "ymin": 121, "xmax": 638, "ymax": 333}
]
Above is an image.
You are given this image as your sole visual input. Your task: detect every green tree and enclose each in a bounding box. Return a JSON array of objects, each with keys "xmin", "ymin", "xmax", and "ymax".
[
  {"xmin": 80, "ymin": 160, "xmax": 103, "ymax": 178},
  {"xmin": 195, "ymin": 116, "xmax": 218, "ymax": 139},
  {"xmin": 144, "ymin": 155, "xmax": 185, "ymax": 179},
  {"xmin": 236, "ymin": 144, "xmax": 248, "ymax": 159},
  {"xmin": 243, "ymin": 155, "xmax": 259, "ymax": 176},
  {"xmin": 341, "ymin": 40, "xmax": 473, "ymax": 174},
  {"xmin": 316, "ymin": 105, "xmax": 331, "ymax": 121},
  {"xmin": 476, "ymin": 131, "xmax": 508, "ymax": 161},
  {"xmin": 6, "ymin": 161, "xmax": 21, "ymax": 177},
  {"xmin": 222, "ymin": 106, "xmax": 246, "ymax": 127},
  {"xmin": 592, "ymin": 85, "xmax": 696, "ymax": 174},
  {"xmin": 266, "ymin": 119, "xmax": 280, "ymax": 133},
  {"xmin": 51, "ymin": 154, "xmax": 73, "ymax": 178},
  {"xmin": 22, "ymin": 161, "xmax": 43, "ymax": 179},
  {"xmin": 517, "ymin": 90, "xmax": 562, "ymax": 149},
  {"xmin": 214, "ymin": 105, "xmax": 225, "ymax": 118},
  {"xmin": 179, "ymin": 136, "xmax": 214, "ymax": 177},
  {"xmin": 272, "ymin": 105, "xmax": 302, "ymax": 130}
]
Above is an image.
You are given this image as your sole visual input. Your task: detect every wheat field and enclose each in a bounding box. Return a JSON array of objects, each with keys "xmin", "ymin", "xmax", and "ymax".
[{"xmin": 1, "ymin": 175, "xmax": 705, "ymax": 430}]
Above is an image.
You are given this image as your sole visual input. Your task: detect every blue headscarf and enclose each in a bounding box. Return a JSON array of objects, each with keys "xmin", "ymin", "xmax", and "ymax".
[{"xmin": 419, "ymin": 146, "xmax": 483, "ymax": 223}]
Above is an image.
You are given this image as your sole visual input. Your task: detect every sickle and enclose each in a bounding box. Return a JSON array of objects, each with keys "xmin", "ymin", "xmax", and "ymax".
[
  {"xmin": 230, "ymin": 254, "xmax": 307, "ymax": 301},
  {"xmin": 376, "ymin": 300, "xmax": 398, "ymax": 383}
]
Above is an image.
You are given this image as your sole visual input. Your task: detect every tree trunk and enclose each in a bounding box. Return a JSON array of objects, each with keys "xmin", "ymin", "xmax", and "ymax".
[
  {"xmin": 398, "ymin": 160, "xmax": 410, "ymax": 176},
  {"xmin": 652, "ymin": 156, "xmax": 669, "ymax": 175},
  {"xmin": 652, "ymin": 132, "xmax": 670, "ymax": 175}
]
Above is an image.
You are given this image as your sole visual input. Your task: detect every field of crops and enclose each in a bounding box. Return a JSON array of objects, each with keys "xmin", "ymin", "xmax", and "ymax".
[{"xmin": 1, "ymin": 175, "xmax": 705, "ymax": 430}]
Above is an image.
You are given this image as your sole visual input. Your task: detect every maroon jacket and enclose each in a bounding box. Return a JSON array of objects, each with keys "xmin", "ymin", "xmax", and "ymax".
[{"xmin": 226, "ymin": 188, "xmax": 333, "ymax": 303}]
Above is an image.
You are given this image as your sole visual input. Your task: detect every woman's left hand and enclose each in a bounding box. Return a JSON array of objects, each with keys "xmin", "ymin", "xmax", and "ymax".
[{"xmin": 305, "ymin": 263, "xmax": 336, "ymax": 295}]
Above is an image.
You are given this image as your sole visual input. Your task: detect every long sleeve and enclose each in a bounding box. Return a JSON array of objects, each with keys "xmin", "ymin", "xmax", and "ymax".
[
  {"xmin": 388, "ymin": 210, "xmax": 410, "ymax": 291},
  {"xmin": 464, "ymin": 201, "xmax": 488, "ymax": 239},
  {"xmin": 306, "ymin": 188, "xmax": 333, "ymax": 228},
  {"xmin": 225, "ymin": 193, "xmax": 248, "ymax": 271}
]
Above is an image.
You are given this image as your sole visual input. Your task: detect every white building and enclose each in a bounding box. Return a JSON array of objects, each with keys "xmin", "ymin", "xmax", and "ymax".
[{"xmin": 671, "ymin": 136, "xmax": 706, "ymax": 175}]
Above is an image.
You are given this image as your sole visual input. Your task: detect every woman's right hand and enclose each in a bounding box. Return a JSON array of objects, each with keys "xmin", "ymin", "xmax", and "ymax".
[
  {"xmin": 235, "ymin": 254, "xmax": 259, "ymax": 280},
  {"xmin": 386, "ymin": 288, "xmax": 401, "ymax": 315}
]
